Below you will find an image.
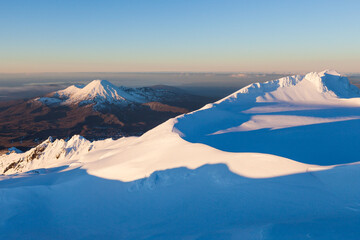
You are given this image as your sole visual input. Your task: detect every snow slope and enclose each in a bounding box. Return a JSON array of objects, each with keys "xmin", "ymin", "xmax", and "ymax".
[
  {"xmin": 54, "ymin": 80, "xmax": 141, "ymax": 104},
  {"xmin": 215, "ymin": 70, "xmax": 360, "ymax": 105},
  {"xmin": 2, "ymin": 70, "xmax": 360, "ymax": 239},
  {"xmin": 37, "ymin": 80, "xmax": 144, "ymax": 107},
  {"xmin": 175, "ymin": 70, "xmax": 360, "ymax": 165}
]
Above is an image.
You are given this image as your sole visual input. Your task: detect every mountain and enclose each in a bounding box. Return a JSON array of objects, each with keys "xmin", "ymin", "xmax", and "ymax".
[
  {"xmin": 0, "ymin": 81, "xmax": 214, "ymax": 151},
  {"xmin": 39, "ymin": 80, "xmax": 207, "ymax": 109},
  {"xmin": 175, "ymin": 70, "xmax": 360, "ymax": 165},
  {"xmin": 216, "ymin": 69, "xmax": 359, "ymax": 104},
  {"xmin": 2, "ymin": 70, "xmax": 360, "ymax": 239},
  {"xmin": 40, "ymin": 80, "xmax": 144, "ymax": 107}
]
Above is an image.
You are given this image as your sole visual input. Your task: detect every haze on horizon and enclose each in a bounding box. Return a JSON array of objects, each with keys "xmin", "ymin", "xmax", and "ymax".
[{"xmin": 1, "ymin": 0, "xmax": 359, "ymax": 74}]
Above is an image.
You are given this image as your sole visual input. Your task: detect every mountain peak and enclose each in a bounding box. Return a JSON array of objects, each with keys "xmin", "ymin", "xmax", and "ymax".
[
  {"xmin": 304, "ymin": 70, "xmax": 357, "ymax": 98},
  {"xmin": 320, "ymin": 69, "xmax": 341, "ymax": 76},
  {"xmin": 216, "ymin": 70, "xmax": 359, "ymax": 105},
  {"xmin": 86, "ymin": 79, "xmax": 113, "ymax": 89},
  {"xmin": 51, "ymin": 80, "xmax": 144, "ymax": 106},
  {"xmin": 78, "ymin": 79, "xmax": 126, "ymax": 102}
]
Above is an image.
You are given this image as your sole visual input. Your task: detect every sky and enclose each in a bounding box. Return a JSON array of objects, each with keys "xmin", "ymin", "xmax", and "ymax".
[{"xmin": 0, "ymin": 0, "xmax": 359, "ymax": 73}]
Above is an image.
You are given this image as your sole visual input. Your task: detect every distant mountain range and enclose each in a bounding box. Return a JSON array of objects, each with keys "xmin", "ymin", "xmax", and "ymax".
[{"xmin": 0, "ymin": 80, "xmax": 214, "ymax": 151}]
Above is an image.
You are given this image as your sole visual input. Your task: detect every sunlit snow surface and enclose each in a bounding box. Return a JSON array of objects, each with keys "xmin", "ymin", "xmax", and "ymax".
[
  {"xmin": 2, "ymin": 70, "xmax": 360, "ymax": 239},
  {"xmin": 175, "ymin": 70, "xmax": 360, "ymax": 165}
]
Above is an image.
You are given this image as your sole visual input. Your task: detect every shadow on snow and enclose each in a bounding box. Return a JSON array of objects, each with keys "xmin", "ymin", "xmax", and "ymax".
[
  {"xmin": 175, "ymin": 103, "xmax": 360, "ymax": 165},
  {"xmin": 1, "ymin": 163, "xmax": 360, "ymax": 239}
]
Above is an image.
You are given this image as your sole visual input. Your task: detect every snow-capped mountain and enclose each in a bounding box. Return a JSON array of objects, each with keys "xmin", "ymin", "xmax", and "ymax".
[
  {"xmin": 37, "ymin": 79, "xmax": 196, "ymax": 109},
  {"xmin": 38, "ymin": 79, "xmax": 144, "ymax": 108},
  {"xmin": 3, "ymin": 69, "xmax": 360, "ymax": 173},
  {"xmin": 0, "ymin": 81, "xmax": 212, "ymax": 150},
  {"xmin": 215, "ymin": 69, "xmax": 359, "ymax": 105},
  {"xmin": 2, "ymin": 70, "xmax": 360, "ymax": 239},
  {"xmin": 175, "ymin": 69, "xmax": 360, "ymax": 165}
]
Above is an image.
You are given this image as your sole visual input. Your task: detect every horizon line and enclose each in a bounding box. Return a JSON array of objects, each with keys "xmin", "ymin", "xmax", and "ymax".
[{"xmin": 1, "ymin": 70, "xmax": 359, "ymax": 75}]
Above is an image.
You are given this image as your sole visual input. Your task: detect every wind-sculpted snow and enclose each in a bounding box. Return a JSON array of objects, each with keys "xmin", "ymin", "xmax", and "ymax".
[
  {"xmin": 0, "ymin": 119, "xmax": 316, "ymax": 179},
  {"xmin": 2, "ymin": 70, "xmax": 360, "ymax": 239},
  {"xmin": 174, "ymin": 70, "xmax": 360, "ymax": 165},
  {"xmin": 215, "ymin": 70, "xmax": 360, "ymax": 105},
  {"xmin": 0, "ymin": 135, "xmax": 91, "ymax": 175},
  {"xmin": 1, "ymin": 157, "xmax": 360, "ymax": 239}
]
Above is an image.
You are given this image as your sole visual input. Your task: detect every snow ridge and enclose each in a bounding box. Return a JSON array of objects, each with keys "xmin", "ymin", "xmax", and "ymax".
[
  {"xmin": 216, "ymin": 70, "xmax": 360, "ymax": 105},
  {"xmin": 3, "ymin": 70, "xmax": 360, "ymax": 239},
  {"xmin": 0, "ymin": 135, "xmax": 91, "ymax": 175},
  {"xmin": 305, "ymin": 70, "xmax": 359, "ymax": 97},
  {"xmin": 4, "ymin": 70, "xmax": 360, "ymax": 176}
]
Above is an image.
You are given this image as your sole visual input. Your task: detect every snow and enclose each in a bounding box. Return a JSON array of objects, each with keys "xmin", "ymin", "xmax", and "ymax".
[
  {"xmin": 36, "ymin": 97, "xmax": 63, "ymax": 105},
  {"xmin": 2, "ymin": 70, "xmax": 360, "ymax": 239},
  {"xmin": 54, "ymin": 84, "xmax": 84, "ymax": 99},
  {"xmin": 37, "ymin": 80, "xmax": 187, "ymax": 109},
  {"xmin": 64, "ymin": 80, "xmax": 143, "ymax": 105},
  {"xmin": 216, "ymin": 69, "xmax": 360, "ymax": 105},
  {"xmin": 1, "ymin": 121, "xmax": 315, "ymax": 179},
  {"xmin": 39, "ymin": 80, "xmax": 145, "ymax": 108},
  {"xmin": 0, "ymin": 135, "xmax": 91, "ymax": 175},
  {"xmin": 175, "ymin": 70, "xmax": 360, "ymax": 165},
  {"xmin": 6, "ymin": 147, "xmax": 23, "ymax": 155},
  {"xmin": 211, "ymin": 115, "xmax": 360, "ymax": 133}
]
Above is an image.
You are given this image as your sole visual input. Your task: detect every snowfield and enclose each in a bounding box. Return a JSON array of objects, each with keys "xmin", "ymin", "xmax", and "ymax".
[{"xmin": 1, "ymin": 70, "xmax": 360, "ymax": 239}]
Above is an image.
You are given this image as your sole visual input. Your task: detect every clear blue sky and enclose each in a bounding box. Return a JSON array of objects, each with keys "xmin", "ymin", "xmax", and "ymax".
[{"xmin": 1, "ymin": 0, "xmax": 359, "ymax": 73}]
